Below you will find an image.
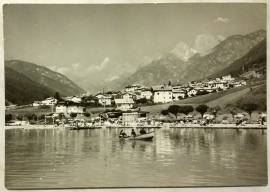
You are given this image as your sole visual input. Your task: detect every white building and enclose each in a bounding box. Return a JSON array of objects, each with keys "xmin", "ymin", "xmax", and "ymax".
[
  {"xmin": 222, "ymin": 75, "xmax": 235, "ymax": 81},
  {"xmin": 187, "ymin": 89, "xmax": 198, "ymax": 97},
  {"xmin": 64, "ymin": 96, "xmax": 82, "ymax": 103},
  {"xmin": 214, "ymin": 82, "xmax": 227, "ymax": 90},
  {"xmin": 41, "ymin": 97, "xmax": 58, "ymax": 105},
  {"xmin": 172, "ymin": 90, "xmax": 186, "ymax": 100},
  {"xmin": 96, "ymin": 94, "xmax": 112, "ymax": 106},
  {"xmin": 55, "ymin": 101, "xmax": 86, "ymax": 115},
  {"xmin": 140, "ymin": 89, "xmax": 153, "ymax": 100},
  {"xmin": 33, "ymin": 97, "xmax": 57, "ymax": 106},
  {"xmin": 114, "ymin": 98, "xmax": 134, "ymax": 111},
  {"xmin": 121, "ymin": 92, "xmax": 136, "ymax": 100},
  {"xmin": 124, "ymin": 84, "xmax": 141, "ymax": 92},
  {"xmin": 122, "ymin": 112, "xmax": 139, "ymax": 126},
  {"xmin": 152, "ymin": 85, "xmax": 173, "ymax": 103},
  {"xmin": 33, "ymin": 101, "xmax": 42, "ymax": 107}
]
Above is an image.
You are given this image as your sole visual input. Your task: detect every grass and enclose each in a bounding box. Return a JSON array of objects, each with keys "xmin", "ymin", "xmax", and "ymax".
[
  {"xmin": 141, "ymin": 81, "xmax": 265, "ymax": 115},
  {"xmin": 5, "ymin": 106, "xmax": 53, "ymax": 117}
]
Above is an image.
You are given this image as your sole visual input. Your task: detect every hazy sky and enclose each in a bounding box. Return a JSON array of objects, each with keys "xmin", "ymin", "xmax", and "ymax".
[{"xmin": 4, "ymin": 3, "xmax": 266, "ymax": 91}]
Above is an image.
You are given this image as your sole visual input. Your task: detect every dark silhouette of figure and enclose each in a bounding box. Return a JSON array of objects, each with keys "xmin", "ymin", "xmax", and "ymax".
[
  {"xmin": 119, "ymin": 129, "xmax": 127, "ymax": 138},
  {"xmin": 131, "ymin": 129, "xmax": 136, "ymax": 137},
  {"xmin": 139, "ymin": 128, "xmax": 146, "ymax": 135}
]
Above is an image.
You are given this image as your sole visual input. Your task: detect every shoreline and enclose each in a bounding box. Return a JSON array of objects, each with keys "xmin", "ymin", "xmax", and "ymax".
[
  {"xmin": 170, "ymin": 123, "xmax": 267, "ymax": 129},
  {"xmin": 5, "ymin": 123, "xmax": 267, "ymax": 130}
]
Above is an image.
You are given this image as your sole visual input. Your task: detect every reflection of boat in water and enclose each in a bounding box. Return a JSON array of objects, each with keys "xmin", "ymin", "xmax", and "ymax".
[
  {"xmin": 119, "ymin": 131, "xmax": 154, "ymax": 141},
  {"xmin": 67, "ymin": 123, "xmax": 102, "ymax": 130}
]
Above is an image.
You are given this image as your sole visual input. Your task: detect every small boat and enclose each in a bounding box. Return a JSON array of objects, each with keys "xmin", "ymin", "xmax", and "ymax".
[
  {"xmin": 119, "ymin": 131, "xmax": 154, "ymax": 141},
  {"xmin": 69, "ymin": 126, "xmax": 102, "ymax": 130},
  {"xmin": 68, "ymin": 123, "xmax": 102, "ymax": 130}
]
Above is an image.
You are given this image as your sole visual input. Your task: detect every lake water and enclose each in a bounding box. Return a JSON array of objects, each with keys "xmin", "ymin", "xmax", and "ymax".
[{"xmin": 5, "ymin": 127, "xmax": 267, "ymax": 189}]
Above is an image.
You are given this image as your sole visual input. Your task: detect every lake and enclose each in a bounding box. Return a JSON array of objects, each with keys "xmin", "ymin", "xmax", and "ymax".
[{"xmin": 5, "ymin": 127, "xmax": 267, "ymax": 189}]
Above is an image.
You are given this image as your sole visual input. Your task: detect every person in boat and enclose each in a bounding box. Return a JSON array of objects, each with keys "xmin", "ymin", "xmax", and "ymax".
[
  {"xmin": 139, "ymin": 128, "xmax": 147, "ymax": 135},
  {"xmin": 131, "ymin": 129, "xmax": 136, "ymax": 137},
  {"xmin": 119, "ymin": 129, "xmax": 127, "ymax": 138},
  {"xmin": 236, "ymin": 119, "xmax": 243, "ymax": 126}
]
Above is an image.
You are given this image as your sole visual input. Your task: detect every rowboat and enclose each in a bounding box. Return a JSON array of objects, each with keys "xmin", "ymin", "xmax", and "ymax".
[
  {"xmin": 69, "ymin": 126, "xmax": 102, "ymax": 130},
  {"xmin": 119, "ymin": 131, "xmax": 154, "ymax": 141},
  {"xmin": 67, "ymin": 124, "xmax": 102, "ymax": 130}
]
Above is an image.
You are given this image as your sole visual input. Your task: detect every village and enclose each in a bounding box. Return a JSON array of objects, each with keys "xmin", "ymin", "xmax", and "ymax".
[
  {"xmin": 33, "ymin": 74, "xmax": 246, "ymax": 110},
  {"xmin": 6, "ymin": 74, "xmax": 267, "ymax": 130}
]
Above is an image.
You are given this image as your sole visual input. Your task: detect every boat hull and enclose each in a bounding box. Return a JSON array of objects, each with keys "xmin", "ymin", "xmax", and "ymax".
[
  {"xmin": 128, "ymin": 132, "xmax": 155, "ymax": 141},
  {"xmin": 69, "ymin": 126, "xmax": 102, "ymax": 130}
]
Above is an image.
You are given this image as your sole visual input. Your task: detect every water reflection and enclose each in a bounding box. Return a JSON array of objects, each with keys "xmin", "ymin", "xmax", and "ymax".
[{"xmin": 5, "ymin": 128, "xmax": 267, "ymax": 189}]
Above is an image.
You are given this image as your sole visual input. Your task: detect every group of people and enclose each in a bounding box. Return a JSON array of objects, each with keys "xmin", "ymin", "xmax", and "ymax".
[{"xmin": 119, "ymin": 128, "xmax": 147, "ymax": 138}]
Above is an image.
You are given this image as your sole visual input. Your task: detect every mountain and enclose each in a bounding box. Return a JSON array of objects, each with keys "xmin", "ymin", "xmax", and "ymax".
[
  {"xmin": 171, "ymin": 41, "xmax": 197, "ymax": 61},
  {"xmin": 113, "ymin": 29, "xmax": 266, "ymax": 87},
  {"xmin": 121, "ymin": 53, "xmax": 188, "ymax": 87},
  {"xmin": 5, "ymin": 67, "xmax": 55, "ymax": 105},
  {"xmin": 5, "ymin": 60, "xmax": 85, "ymax": 96},
  {"xmin": 180, "ymin": 29, "xmax": 266, "ymax": 82},
  {"xmin": 208, "ymin": 38, "xmax": 266, "ymax": 78}
]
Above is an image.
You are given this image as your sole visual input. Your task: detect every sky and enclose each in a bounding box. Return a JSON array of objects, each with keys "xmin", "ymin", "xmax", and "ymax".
[{"xmin": 4, "ymin": 3, "xmax": 266, "ymax": 92}]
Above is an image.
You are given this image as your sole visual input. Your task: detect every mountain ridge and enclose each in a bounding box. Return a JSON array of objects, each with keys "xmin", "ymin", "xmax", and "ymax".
[
  {"xmin": 5, "ymin": 60, "xmax": 85, "ymax": 105},
  {"xmin": 5, "ymin": 60, "xmax": 85, "ymax": 96},
  {"xmin": 109, "ymin": 29, "xmax": 266, "ymax": 88}
]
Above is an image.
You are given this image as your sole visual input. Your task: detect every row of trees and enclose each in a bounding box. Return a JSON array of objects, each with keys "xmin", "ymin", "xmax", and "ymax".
[
  {"xmin": 5, "ymin": 112, "xmax": 91, "ymax": 123},
  {"xmin": 161, "ymin": 104, "xmax": 210, "ymax": 119},
  {"xmin": 161, "ymin": 102, "xmax": 260, "ymax": 119},
  {"xmin": 5, "ymin": 113, "xmax": 44, "ymax": 122}
]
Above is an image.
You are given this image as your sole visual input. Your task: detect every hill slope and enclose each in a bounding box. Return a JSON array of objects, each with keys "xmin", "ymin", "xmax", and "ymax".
[
  {"xmin": 180, "ymin": 30, "xmax": 266, "ymax": 82},
  {"xmin": 140, "ymin": 81, "xmax": 266, "ymax": 115},
  {"xmin": 208, "ymin": 38, "xmax": 266, "ymax": 78},
  {"xmin": 113, "ymin": 29, "xmax": 266, "ymax": 88},
  {"xmin": 5, "ymin": 60, "xmax": 85, "ymax": 96},
  {"xmin": 5, "ymin": 67, "xmax": 55, "ymax": 105}
]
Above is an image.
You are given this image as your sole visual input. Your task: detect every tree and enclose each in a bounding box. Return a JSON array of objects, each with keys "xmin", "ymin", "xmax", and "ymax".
[
  {"xmin": 136, "ymin": 98, "xmax": 148, "ymax": 105},
  {"xmin": 180, "ymin": 105, "xmax": 194, "ymax": 116},
  {"xmin": 209, "ymin": 106, "xmax": 221, "ymax": 118},
  {"xmin": 25, "ymin": 113, "xmax": 34, "ymax": 121},
  {"xmin": 225, "ymin": 104, "xmax": 238, "ymax": 120},
  {"xmin": 39, "ymin": 114, "xmax": 45, "ymax": 120},
  {"xmin": 5, "ymin": 114, "xmax": 13, "ymax": 122},
  {"xmin": 54, "ymin": 92, "xmax": 61, "ymax": 100},
  {"xmin": 16, "ymin": 115, "xmax": 23, "ymax": 121},
  {"xmin": 238, "ymin": 103, "xmax": 258, "ymax": 119},
  {"xmin": 70, "ymin": 113, "xmax": 77, "ymax": 118},
  {"xmin": 84, "ymin": 112, "xmax": 91, "ymax": 117},
  {"xmin": 196, "ymin": 104, "xmax": 209, "ymax": 118},
  {"xmin": 32, "ymin": 114, "xmax": 38, "ymax": 121},
  {"xmin": 167, "ymin": 105, "xmax": 180, "ymax": 118},
  {"xmin": 161, "ymin": 109, "xmax": 169, "ymax": 116}
]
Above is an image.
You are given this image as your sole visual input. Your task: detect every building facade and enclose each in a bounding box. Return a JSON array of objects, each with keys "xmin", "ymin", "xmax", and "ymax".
[{"xmin": 152, "ymin": 85, "xmax": 173, "ymax": 103}]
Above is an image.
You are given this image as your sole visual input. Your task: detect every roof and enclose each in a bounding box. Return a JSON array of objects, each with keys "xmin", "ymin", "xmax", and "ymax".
[
  {"xmin": 152, "ymin": 85, "xmax": 172, "ymax": 91},
  {"xmin": 172, "ymin": 89, "xmax": 186, "ymax": 93},
  {"xmin": 122, "ymin": 92, "xmax": 136, "ymax": 96},
  {"xmin": 95, "ymin": 94, "xmax": 112, "ymax": 99},
  {"xmin": 56, "ymin": 100, "xmax": 85, "ymax": 107},
  {"xmin": 125, "ymin": 84, "xmax": 142, "ymax": 88},
  {"xmin": 114, "ymin": 98, "xmax": 134, "ymax": 104}
]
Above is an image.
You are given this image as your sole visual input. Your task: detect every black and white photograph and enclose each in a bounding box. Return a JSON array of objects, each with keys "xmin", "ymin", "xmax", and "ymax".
[{"xmin": 3, "ymin": 2, "xmax": 268, "ymax": 189}]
